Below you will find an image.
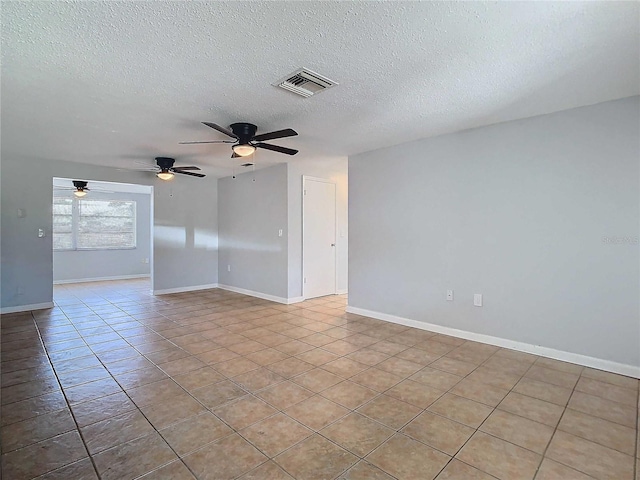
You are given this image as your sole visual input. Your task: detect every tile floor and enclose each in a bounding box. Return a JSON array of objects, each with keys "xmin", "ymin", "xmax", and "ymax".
[{"xmin": 1, "ymin": 279, "xmax": 638, "ymax": 480}]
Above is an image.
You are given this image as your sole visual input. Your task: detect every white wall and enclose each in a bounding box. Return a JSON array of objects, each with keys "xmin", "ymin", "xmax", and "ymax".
[
  {"xmin": 217, "ymin": 163, "xmax": 289, "ymax": 299},
  {"xmin": 53, "ymin": 191, "xmax": 152, "ymax": 283},
  {"xmin": 349, "ymin": 97, "xmax": 640, "ymax": 370},
  {"xmin": 0, "ymin": 157, "xmax": 219, "ymax": 309},
  {"xmin": 287, "ymin": 157, "xmax": 348, "ymax": 298}
]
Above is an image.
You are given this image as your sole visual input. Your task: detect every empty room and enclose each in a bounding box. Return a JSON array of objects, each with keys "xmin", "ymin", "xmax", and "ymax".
[{"xmin": 1, "ymin": 2, "xmax": 638, "ymax": 480}]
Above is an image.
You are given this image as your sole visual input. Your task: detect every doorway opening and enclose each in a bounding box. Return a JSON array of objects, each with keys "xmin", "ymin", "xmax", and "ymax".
[{"xmin": 52, "ymin": 177, "xmax": 154, "ymax": 289}]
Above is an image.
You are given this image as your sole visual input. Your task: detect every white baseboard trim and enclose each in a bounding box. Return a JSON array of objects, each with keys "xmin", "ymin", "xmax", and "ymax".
[
  {"xmin": 153, "ymin": 283, "xmax": 219, "ymax": 295},
  {"xmin": 54, "ymin": 274, "xmax": 150, "ymax": 285},
  {"xmin": 217, "ymin": 284, "xmax": 304, "ymax": 305},
  {"xmin": 336, "ymin": 289, "xmax": 348, "ymax": 295},
  {"xmin": 1, "ymin": 302, "xmax": 55, "ymax": 314},
  {"xmin": 346, "ymin": 306, "xmax": 640, "ymax": 379}
]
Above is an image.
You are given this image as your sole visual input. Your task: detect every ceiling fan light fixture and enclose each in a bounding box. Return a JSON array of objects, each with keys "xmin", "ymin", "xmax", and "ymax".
[
  {"xmin": 232, "ymin": 144, "xmax": 256, "ymax": 157},
  {"xmin": 73, "ymin": 189, "xmax": 87, "ymax": 197},
  {"xmin": 157, "ymin": 170, "xmax": 175, "ymax": 181}
]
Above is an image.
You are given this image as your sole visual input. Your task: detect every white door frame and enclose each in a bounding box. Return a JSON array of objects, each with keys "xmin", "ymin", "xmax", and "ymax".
[{"xmin": 302, "ymin": 175, "xmax": 337, "ymax": 299}]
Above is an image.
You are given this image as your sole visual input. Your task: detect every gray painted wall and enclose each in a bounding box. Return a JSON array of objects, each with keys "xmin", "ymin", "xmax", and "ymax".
[
  {"xmin": 0, "ymin": 156, "xmax": 219, "ymax": 308},
  {"xmin": 349, "ymin": 97, "xmax": 640, "ymax": 367},
  {"xmin": 217, "ymin": 163, "xmax": 289, "ymax": 299},
  {"xmin": 287, "ymin": 157, "xmax": 348, "ymax": 298},
  {"xmin": 53, "ymin": 191, "xmax": 152, "ymax": 282}
]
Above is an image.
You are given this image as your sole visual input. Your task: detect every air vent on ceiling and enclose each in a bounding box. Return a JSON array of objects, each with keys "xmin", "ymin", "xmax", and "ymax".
[{"xmin": 273, "ymin": 68, "xmax": 338, "ymax": 98}]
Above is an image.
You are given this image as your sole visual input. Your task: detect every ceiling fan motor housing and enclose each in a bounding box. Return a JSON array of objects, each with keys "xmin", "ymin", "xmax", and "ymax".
[
  {"xmin": 230, "ymin": 123, "xmax": 258, "ymax": 144},
  {"xmin": 73, "ymin": 180, "xmax": 88, "ymax": 189},
  {"xmin": 155, "ymin": 157, "xmax": 176, "ymax": 169}
]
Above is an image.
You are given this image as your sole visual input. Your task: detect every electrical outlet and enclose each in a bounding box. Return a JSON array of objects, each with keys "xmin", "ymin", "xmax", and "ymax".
[
  {"xmin": 227, "ymin": 265, "xmax": 231, "ymax": 272},
  {"xmin": 278, "ymin": 229, "xmax": 283, "ymax": 237},
  {"xmin": 446, "ymin": 290, "xmax": 454, "ymax": 301},
  {"xmin": 474, "ymin": 294, "xmax": 483, "ymax": 307}
]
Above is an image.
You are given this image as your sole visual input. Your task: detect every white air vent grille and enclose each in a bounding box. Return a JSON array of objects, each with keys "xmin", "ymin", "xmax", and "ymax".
[{"xmin": 274, "ymin": 68, "xmax": 338, "ymax": 98}]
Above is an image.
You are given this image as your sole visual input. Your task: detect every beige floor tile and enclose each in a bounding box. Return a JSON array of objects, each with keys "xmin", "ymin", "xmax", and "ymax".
[
  {"xmin": 1, "ymin": 430, "xmax": 87, "ymax": 480},
  {"xmin": 1, "ymin": 407, "xmax": 76, "ymax": 453},
  {"xmin": 257, "ymin": 380, "xmax": 315, "ymax": 410},
  {"xmin": 339, "ymin": 460, "xmax": 395, "ymax": 479},
  {"xmin": 191, "ymin": 379, "xmax": 248, "ymax": 409},
  {"xmin": 384, "ymin": 379, "xmax": 444, "ymax": 409},
  {"xmin": 346, "ymin": 348, "xmax": 390, "ymax": 366},
  {"xmin": 435, "ymin": 459, "xmax": 496, "ymax": 479},
  {"xmin": 534, "ymin": 357, "xmax": 584, "ymax": 375},
  {"xmin": 182, "ymin": 433, "xmax": 267, "ymax": 480},
  {"xmin": 160, "ymin": 412, "xmax": 233, "ymax": 456},
  {"xmin": 291, "ymin": 367, "xmax": 344, "ymax": 393},
  {"xmin": 512, "ymin": 377, "xmax": 573, "ymax": 406},
  {"xmin": 428, "ymin": 393, "xmax": 493, "ymax": 428},
  {"xmin": 367, "ymin": 433, "xmax": 451, "ymax": 480},
  {"xmin": 245, "ymin": 347, "xmax": 290, "ymax": 366},
  {"xmin": 465, "ymin": 366, "xmax": 521, "ymax": 390},
  {"xmin": 480, "ymin": 409, "xmax": 554, "ymax": 454},
  {"xmin": 498, "ymin": 392, "xmax": 564, "ymax": 427},
  {"xmin": 430, "ymin": 357, "xmax": 478, "ymax": 376},
  {"xmin": 157, "ymin": 356, "xmax": 206, "ymax": 376},
  {"xmin": 233, "ymin": 367, "xmax": 285, "ymax": 392},
  {"xmin": 238, "ymin": 460, "xmax": 294, "ymax": 480},
  {"xmin": 568, "ymin": 390, "xmax": 637, "ymax": 428},
  {"xmin": 450, "ymin": 377, "xmax": 509, "ymax": 407},
  {"xmin": 140, "ymin": 391, "xmax": 206, "ymax": 429},
  {"xmin": 581, "ymin": 368, "xmax": 639, "ymax": 390},
  {"xmin": 137, "ymin": 460, "xmax": 196, "ymax": 479},
  {"xmin": 482, "ymin": 355, "xmax": 532, "ymax": 376},
  {"xmin": 546, "ymin": 431, "xmax": 634, "ymax": 480},
  {"xmin": 296, "ymin": 348, "xmax": 339, "ymax": 366},
  {"xmin": 111, "ymin": 365, "xmax": 168, "ymax": 390},
  {"xmin": 558, "ymin": 408, "xmax": 636, "ymax": 455},
  {"xmin": 322, "ymin": 357, "xmax": 369, "ymax": 378},
  {"xmin": 240, "ymin": 412, "xmax": 313, "ymax": 457},
  {"xmin": 126, "ymin": 378, "xmax": 184, "ymax": 408},
  {"xmin": 575, "ymin": 377, "xmax": 638, "ymax": 407},
  {"xmin": 274, "ymin": 434, "xmax": 358, "ymax": 480},
  {"xmin": 214, "ymin": 395, "xmax": 278, "ymax": 430},
  {"xmin": 267, "ymin": 357, "xmax": 315, "ymax": 378},
  {"xmin": 63, "ymin": 377, "xmax": 122, "ymax": 404},
  {"xmin": 1, "ymin": 391, "xmax": 68, "ymax": 427},
  {"xmin": 376, "ymin": 356, "xmax": 424, "ymax": 377},
  {"xmin": 456, "ymin": 431, "xmax": 541, "ymax": 480},
  {"xmin": 285, "ymin": 394, "xmax": 349, "ymax": 430},
  {"xmin": 410, "ymin": 367, "xmax": 463, "ymax": 391},
  {"xmin": 33, "ymin": 457, "xmax": 98, "ymax": 480},
  {"xmin": 215, "ymin": 357, "xmax": 261, "ymax": 377},
  {"xmin": 525, "ymin": 365, "xmax": 580, "ymax": 389},
  {"xmin": 80, "ymin": 409, "xmax": 155, "ymax": 454},
  {"xmin": 402, "ymin": 411, "xmax": 474, "ymax": 455},
  {"xmin": 172, "ymin": 366, "xmax": 225, "ymax": 391},
  {"xmin": 320, "ymin": 380, "xmax": 379, "ymax": 409},
  {"xmin": 351, "ymin": 367, "xmax": 404, "ymax": 391},
  {"xmin": 535, "ymin": 458, "xmax": 596, "ymax": 480},
  {"xmin": 357, "ymin": 394, "xmax": 422, "ymax": 429},
  {"xmin": 196, "ymin": 347, "xmax": 240, "ymax": 364},
  {"xmin": 321, "ymin": 412, "xmax": 394, "ymax": 456}
]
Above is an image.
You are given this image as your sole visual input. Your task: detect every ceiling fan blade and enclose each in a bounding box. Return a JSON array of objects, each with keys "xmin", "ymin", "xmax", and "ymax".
[
  {"xmin": 174, "ymin": 170, "xmax": 206, "ymax": 178},
  {"xmin": 255, "ymin": 142, "xmax": 299, "ymax": 155},
  {"xmin": 202, "ymin": 122, "xmax": 237, "ymax": 139},
  {"xmin": 231, "ymin": 152, "xmax": 240, "ymax": 158},
  {"xmin": 172, "ymin": 166, "xmax": 201, "ymax": 171},
  {"xmin": 179, "ymin": 140, "xmax": 235, "ymax": 145},
  {"xmin": 252, "ymin": 128, "xmax": 298, "ymax": 142}
]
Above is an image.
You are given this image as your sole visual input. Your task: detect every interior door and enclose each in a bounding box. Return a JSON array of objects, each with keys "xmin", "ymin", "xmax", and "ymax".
[{"xmin": 303, "ymin": 177, "xmax": 336, "ymax": 299}]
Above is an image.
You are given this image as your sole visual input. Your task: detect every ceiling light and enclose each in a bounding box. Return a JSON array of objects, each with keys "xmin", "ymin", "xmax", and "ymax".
[
  {"xmin": 157, "ymin": 170, "xmax": 174, "ymax": 181},
  {"xmin": 232, "ymin": 144, "xmax": 256, "ymax": 157},
  {"xmin": 73, "ymin": 189, "xmax": 87, "ymax": 198}
]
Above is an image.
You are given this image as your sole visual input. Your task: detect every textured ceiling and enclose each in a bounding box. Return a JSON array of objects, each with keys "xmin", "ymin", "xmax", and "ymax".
[{"xmin": 2, "ymin": 1, "xmax": 638, "ymax": 177}]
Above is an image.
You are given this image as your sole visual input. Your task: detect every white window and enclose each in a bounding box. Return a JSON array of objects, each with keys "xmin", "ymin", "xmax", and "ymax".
[{"xmin": 53, "ymin": 198, "xmax": 136, "ymax": 251}]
